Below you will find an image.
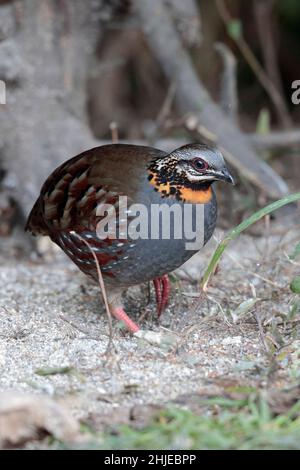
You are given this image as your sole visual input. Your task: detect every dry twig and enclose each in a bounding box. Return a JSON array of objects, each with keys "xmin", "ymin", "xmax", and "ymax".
[
  {"xmin": 70, "ymin": 231, "xmax": 114, "ymax": 356},
  {"xmin": 216, "ymin": 0, "xmax": 292, "ymax": 128}
]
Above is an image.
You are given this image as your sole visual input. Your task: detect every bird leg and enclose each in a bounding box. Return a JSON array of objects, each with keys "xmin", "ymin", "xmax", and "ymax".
[
  {"xmin": 108, "ymin": 289, "xmax": 140, "ymax": 333},
  {"xmin": 107, "ymin": 276, "xmax": 171, "ymax": 334},
  {"xmin": 153, "ymin": 278, "xmax": 162, "ymax": 312},
  {"xmin": 111, "ymin": 307, "xmax": 140, "ymax": 333},
  {"xmin": 160, "ymin": 275, "xmax": 170, "ymax": 317},
  {"xmin": 153, "ymin": 275, "xmax": 170, "ymax": 318}
]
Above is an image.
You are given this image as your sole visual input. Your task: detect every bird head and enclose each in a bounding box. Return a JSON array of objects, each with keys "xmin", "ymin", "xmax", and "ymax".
[{"xmin": 148, "ymin": 143, "xmax": 234, "ymax": 203}]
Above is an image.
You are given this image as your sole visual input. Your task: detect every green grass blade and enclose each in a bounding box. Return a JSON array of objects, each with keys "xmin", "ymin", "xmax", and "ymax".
[{"xmin": 201, "ymin": 192, "xmax": 300, "ymax": 290}]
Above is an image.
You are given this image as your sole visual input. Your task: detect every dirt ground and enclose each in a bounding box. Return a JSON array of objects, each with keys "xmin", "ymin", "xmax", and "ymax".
[{"xmin": 0, "ymin": 219, "xmax": 300, "ymax": 447}]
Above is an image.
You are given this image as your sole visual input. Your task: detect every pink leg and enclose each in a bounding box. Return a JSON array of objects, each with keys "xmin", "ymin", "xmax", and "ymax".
[
  {"xmin": 153, "ymin": 275, "xmax": 170, "ymax": 318},
  {"xmin": 153, "ymin": 278, "xmax": 162, "ymax": 312},
  {"xmin": 112, "ymin": 307, "xmax": 140, "ymax": 333},
  {"xmin": 160, "ymin": 275, "xmax": 170, "ymax": 317}
]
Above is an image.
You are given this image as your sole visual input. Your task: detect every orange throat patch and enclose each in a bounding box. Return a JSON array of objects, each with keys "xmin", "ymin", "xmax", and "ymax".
[
  {"xmin": 148, "ymin": 172, "xmax": 213, "ymax": 204},
  {"xmin": 177, "ymin": 185, "xmax": 212, "ymax": 203}
]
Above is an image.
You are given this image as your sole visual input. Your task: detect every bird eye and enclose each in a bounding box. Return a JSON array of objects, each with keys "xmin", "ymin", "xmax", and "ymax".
[{"xmin": 191, "ymin": 158, "xmax": 209, "ymax": 172}]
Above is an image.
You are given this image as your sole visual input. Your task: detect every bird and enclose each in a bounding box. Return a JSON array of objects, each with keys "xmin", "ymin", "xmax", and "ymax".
[{"xmin": 26, "ymin": 143, "xmax": 234, "ymax": 334}]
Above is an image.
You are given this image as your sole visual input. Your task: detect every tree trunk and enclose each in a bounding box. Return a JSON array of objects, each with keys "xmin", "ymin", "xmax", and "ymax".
[{"xmin": 0, "ymin": 0, "xmax": 104, "ymax": 216}]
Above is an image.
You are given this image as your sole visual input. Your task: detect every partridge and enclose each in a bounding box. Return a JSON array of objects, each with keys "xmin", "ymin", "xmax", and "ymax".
[{"xmin": 26, "ymin": 143, "xmax": 234, "ymax": 333}]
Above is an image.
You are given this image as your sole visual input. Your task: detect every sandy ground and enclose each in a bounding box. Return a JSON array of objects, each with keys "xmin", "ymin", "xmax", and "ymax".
[{"xmin": 0, "ymin": 223, "xmax": 300, "ymax": 444}]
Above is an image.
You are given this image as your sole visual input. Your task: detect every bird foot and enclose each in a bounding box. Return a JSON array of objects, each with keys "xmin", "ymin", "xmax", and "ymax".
[
  {"xmin": 111, "ymin": 275, "xmax": 170, "ymax": 333},
  {"xmin": 153, "ymin": 275, "xmax": 170, "ymax": 318},
  {"xmin": 111, "ymin": 307, "xmax": 140, "ymax": 333}
]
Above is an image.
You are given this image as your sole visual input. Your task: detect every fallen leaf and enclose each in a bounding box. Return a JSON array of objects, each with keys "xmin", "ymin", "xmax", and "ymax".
[
  {"xmin": 230, "ymin": 298, "xmax": 260, "ymax": 323},
  {"xmin": 0, "ymin": 393, "xmax": 79, "ymax": 448}
]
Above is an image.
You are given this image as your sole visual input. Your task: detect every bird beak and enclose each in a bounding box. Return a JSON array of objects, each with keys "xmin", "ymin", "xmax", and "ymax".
[{"xmin": 215, "ymin": 168, "xmax": 235, "ymax": 185}]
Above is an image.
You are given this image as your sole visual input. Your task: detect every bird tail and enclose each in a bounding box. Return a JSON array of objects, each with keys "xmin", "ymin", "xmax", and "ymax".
[{"xmin": 25, "ymin": 196, "xmax": 49, "ymax": 236}]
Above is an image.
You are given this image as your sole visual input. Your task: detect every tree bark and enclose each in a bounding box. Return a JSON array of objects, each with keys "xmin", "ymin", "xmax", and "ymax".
[{"xmin": 0, "ymin": 0, "xmax": 103, "ymax": 216}]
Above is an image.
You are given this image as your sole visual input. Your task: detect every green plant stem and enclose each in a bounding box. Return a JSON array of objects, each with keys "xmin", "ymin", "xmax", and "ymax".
[{"xmin": 201, "ymin": 192, "xmax": 300, "ymax": 290}]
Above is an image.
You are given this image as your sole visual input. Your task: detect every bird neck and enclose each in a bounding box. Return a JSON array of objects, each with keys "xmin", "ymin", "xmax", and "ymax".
[{"xmin": 176, "ymin": 184, "xmax": 213, "ymax": 203}]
